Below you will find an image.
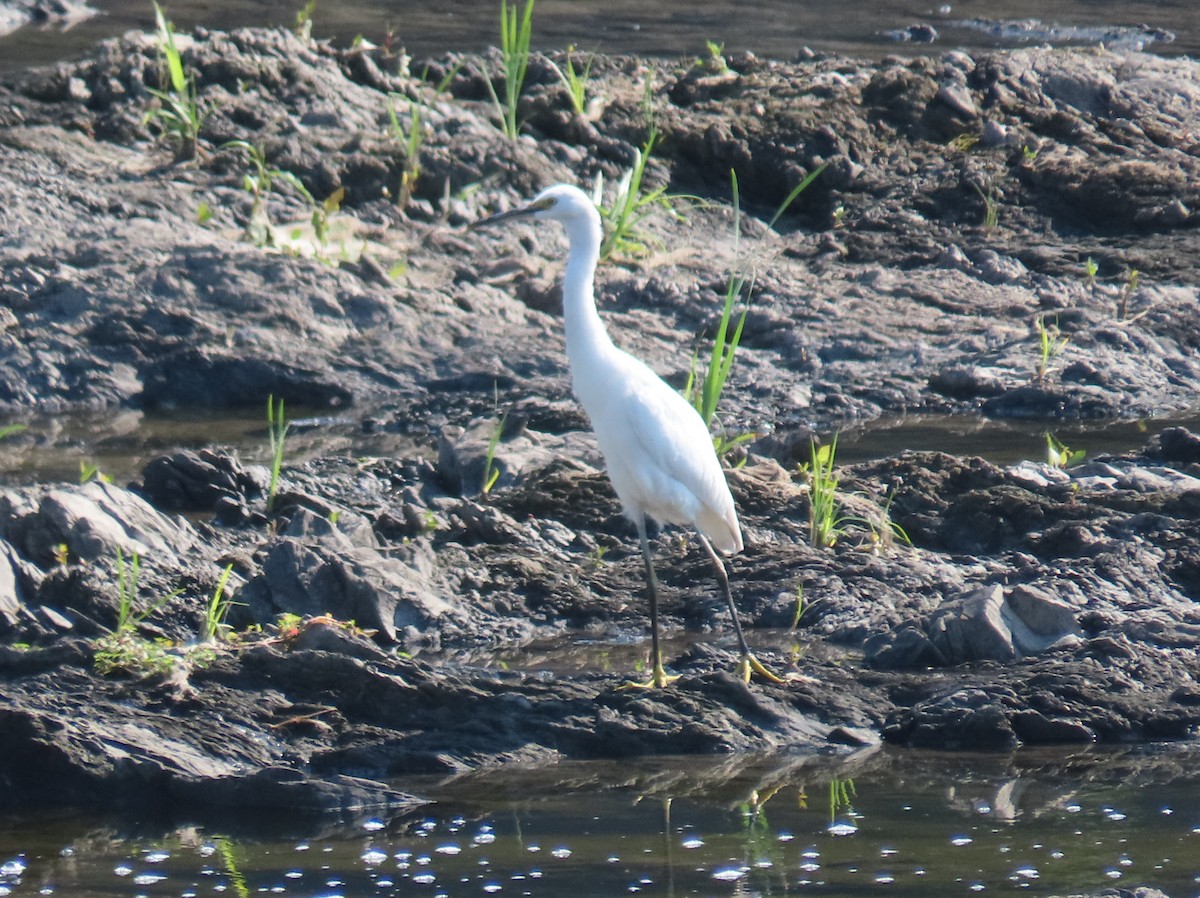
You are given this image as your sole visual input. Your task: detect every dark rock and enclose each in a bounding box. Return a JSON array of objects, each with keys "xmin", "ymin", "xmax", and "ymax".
[{"xmin": 137, "ymin": 449, "xmax": 268, "ymax": 512}]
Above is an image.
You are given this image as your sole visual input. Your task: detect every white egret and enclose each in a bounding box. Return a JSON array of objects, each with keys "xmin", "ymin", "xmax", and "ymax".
[{"xmin": 477, "ymin": 184, "xmax": 780, "ymax": 687}]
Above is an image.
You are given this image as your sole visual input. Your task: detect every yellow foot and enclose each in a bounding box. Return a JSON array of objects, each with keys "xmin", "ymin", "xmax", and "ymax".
[
  {"xmin": 735, "ymin": 652, "xmax": 785, "ymax": 684},
  {"xmin": 619, "ymin": 664, "xmax": 681, "ymax": 690}
]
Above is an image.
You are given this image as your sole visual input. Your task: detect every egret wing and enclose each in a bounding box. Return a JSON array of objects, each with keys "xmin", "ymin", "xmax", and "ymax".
[{"xmin": 618, "ymin": 365, "xmax": 740, "ymax": 548}]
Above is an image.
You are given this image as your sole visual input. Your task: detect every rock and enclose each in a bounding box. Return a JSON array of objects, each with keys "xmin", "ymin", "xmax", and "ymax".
[
  {"xmin": 868, "ymin": 584, "xmax": 1081, "ymax": 668},
  {"xmin": 1145, "ymin": 426, "xmax": 1200, "ymax": 464},
  {"xmin": 136, "ymin": 449, "xmax": 268, "ymax": 512},
  {"xmin": 934, "ymin": 81, "xmax": 978, "ymax": 119},
  {"xmin": 238, "ymin": 536, "xmax": 461, "ymax": 644},
  {"xmin": 1, "ymin": 481, "xmax": 198, "ymax": 567}
]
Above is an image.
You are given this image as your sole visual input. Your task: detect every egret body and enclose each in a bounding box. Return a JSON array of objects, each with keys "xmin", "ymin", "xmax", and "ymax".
[{"xmin": 478, "ymin": 184, "xmax": 778, "ymax": 687}]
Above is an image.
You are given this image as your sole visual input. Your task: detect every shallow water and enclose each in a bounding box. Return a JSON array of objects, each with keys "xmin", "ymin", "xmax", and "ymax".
[
  {"xmin": 2, "ymin": 745, "xmax": 1199, "ymax": 897},
  {"xmin": 1, "ymin": 408, "xmax": 1196, "ymax": 489},
  {"xmin": 0, "ymin": 0, "xmax": 1193, "ymax": 73}
]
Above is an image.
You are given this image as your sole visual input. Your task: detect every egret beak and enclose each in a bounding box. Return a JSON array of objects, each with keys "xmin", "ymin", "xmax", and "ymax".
[{"xmin": 472, "ymin": 196, "xmax": 553, "ymax": 229}]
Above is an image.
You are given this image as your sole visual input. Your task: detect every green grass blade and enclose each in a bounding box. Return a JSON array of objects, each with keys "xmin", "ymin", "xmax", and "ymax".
[{"xmin": 768, "ymin": 161, "xmax": 829, "ymax": 228}]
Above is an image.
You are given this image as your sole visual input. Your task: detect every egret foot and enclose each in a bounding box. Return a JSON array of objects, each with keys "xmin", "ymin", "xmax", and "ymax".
[
  {"xmin": 735, "ymin": 652, "xmax": 785, "ymax": 684},
  {"xmin": 619, "ymin": 661, "xmax": 680, "ymax": 690}
]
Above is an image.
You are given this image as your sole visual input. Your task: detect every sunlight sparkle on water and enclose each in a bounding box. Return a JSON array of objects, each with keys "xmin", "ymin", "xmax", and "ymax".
[{"xmin": 711, "ymin": 866, "xmax": 746, "ymax": 882}]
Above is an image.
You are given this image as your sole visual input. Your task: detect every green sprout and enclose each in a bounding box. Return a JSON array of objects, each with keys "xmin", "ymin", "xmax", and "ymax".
[
  {"xmin": 788, "ymin": 584, "xmax": 807, "ymax": 631},
  {"xmin": 79, "ymin": 460, "xmax": 112, "ymax": 484},
  {"xmin": 386, "ymin": 95, "xmax": 424, "ymax": 209},
  {"xmin": 144, "ymin": 1, "xmax": 205, "ymax": 161},
  {"xmin": 1083, "ymin": 256, "xmax": 1099, "ymax": 287},
  {"xmin": 1045, "ymin": 433, "xmax": 1085, "ymax": 469},
  {"xmin": 222, "ymin": 140, "xmax": 321, "ymax": 246},
  {"xmin": 0, "ymin": 423, "xmax": 24, "ymax": 441},
  {"xmin": 972, "ymin": 180, "xmax": 998, "ymax": 232},
  {"xmin": 266, "ymin": 395, "xmax": 290, "ymax": 512},
  {"xmin": 595, "ymin": 128, "xmax": 689, "ymax": 260},
  {"xmin": 293, "ymin": 0, "xmax": 316, "ymax": 40},
  {"xmin": 483, "ymin": 0, "xmax": 535, "ymax": 139},
  {"xmin": 768, "ymin": 161, "xmax": 829, "ymax": 228},
  {"xmin": 549, "ymin": 44, "xmax": 594, "ymax": 116},
  {"xmin": 805, "ymin": 436, "xmax": 846, "ymax": 549},
  {"xmin": 201, "ymin": 563, "xmax": 237, "ymax": 643},
  {"xmin": 687, "ymin": 170, "xmax": 752, "ymax": 459},
  {"xmin": 829, "ymin": 776, "xmax": 857, "ymax": 823},
  {"xmin": 696, "ymin": 39, "xmax": 728, "ymax": 73},
  {"xmin": 93, "ymin": 548, "xmax": 183, "ymax": 677},
  {"xmin": 1117, "ymin": 267, "xmax": 1140, "ymax": 321},
  {"xmin": 1033, "ymin": 314, "xmax": 1068, "ymax": 381},
  {"xmin": 481, "ymin": 411, "xmax": 508, "ymax": 495}
]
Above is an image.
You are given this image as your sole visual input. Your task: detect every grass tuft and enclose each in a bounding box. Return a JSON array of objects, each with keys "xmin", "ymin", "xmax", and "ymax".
[
  {"xmin": 549, "ymin": 44, "xmax": 595, "ymax": 116},
  {"xmin": 144, "ymin": 1, "xmax": 205, "ymax": 161},
  {"xmin": 266, "ymin": 395, "xmax": 290, "ymax": 512},
  {"xmin": 483, "ymin": 0, "xmax": 535, "ymax": 139}
]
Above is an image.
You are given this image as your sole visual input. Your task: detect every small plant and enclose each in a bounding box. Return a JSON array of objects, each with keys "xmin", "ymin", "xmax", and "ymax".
[
  {"xmin": 144, "ymin": 2, "xmax": 205, "ymax": 161},
  {"xmin": 93, "ymin": 548, "xmax": 183, "ymax": 677},
  {"xmin": 293, "ymin": 0, "xmax": 316, "ymax": 40},
  {"xmin": 266, "ymin": 395, "xmax": 290, "ymax": 512},
  {"xmin": 53, "ymin": 543, "xmax": 69, "ymax": 567},
  {"xmin": 386, "ymin": 95, "xmax": 424, "ymax": 209},
  {"xmin": 829, "ymin": 776, "xmax": 857, "ymax": 823},
  {"xmin": 587, "ymin": 544, "xmax": 609, "ymax": 569},
  {"xmin": 79, "ymin": 460, "xmax": 112, "ymax": 484},
  {"xmin": 696, "ymin": 39, "xmax": 728, "ymax": 73},
  {"xmin": 768, "ymin": 161, "xmax": 829, "ymax": 228},
  {"xmin": 213, "ymin": 836, "xmax": 250, "ymax": 898},
  {"xmin": 1083, "ymin": 256, "xmax": 1099, "ymax": 288},
  {"xmin": 947, "ymin": 132, "xmax": 980, "ymax": 152},
  {"xmin": 972, "ymin": 180, "xmax": 998, "ymax": 231},
  {"xmin": 548, "ymin": 44, "xmax": 595, "ymax": 116},
  {"xmin": 1021, "ymin": 144, "xmax": 1039, "ymax": 164},
  {"xmin": 201, "ymin": 563, "xmax": 237, "ymax": 643},
  {"xmin": 223, "ymin": 140, "xmax": 319, "ymax": 246},
  {"xmin": 687, "ymin": 170, "xmax": 751, "ymax": 461},
  {"xmin": 806, "ymin": 436, "xmax": 846, "ymax": 549},
  {"xmin": 1045, "ymin": 433, "xmax": 1085, "ymax": 469},
  {"xmin": 1117, "ymin": 267, "xmax": 1140, "ymax": 321},
  {"xmin": 1033, "ymin": 314, "xmax": 1068, "ymax": 381},
  {"xmin": 483, "ymin": 0, "xmax": 535, "ymax": 139},
  {"xmin": 0, "ymin": 423, "xmax": 26, "ymax": 442},
  {"xmin": 481, "ymin": 411, "xmax": 508, "ymax": 495},
  {"xmin": 788, "ymin": 584, "xmax": 807, "ymax": 631},
  {"xmin": 595, "ymin": 128, "xmax": 688, "ymax": 260}
]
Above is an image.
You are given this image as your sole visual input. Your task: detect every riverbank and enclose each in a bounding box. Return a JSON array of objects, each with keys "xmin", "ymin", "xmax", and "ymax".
[{"xmin": 1, "ymin": 26, "xmax": 1199, "ymax": 817}]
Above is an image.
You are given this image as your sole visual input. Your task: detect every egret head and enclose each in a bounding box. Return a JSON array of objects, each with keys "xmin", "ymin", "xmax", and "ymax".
[{"xmin": 474, "ymin": 183, "xmax": 599, "ymax": 229}]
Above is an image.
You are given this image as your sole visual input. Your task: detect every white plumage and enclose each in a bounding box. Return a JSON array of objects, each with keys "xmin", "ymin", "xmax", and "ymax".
[{"xmin": 477, "ymin": 183, "xmax": 777, "ymax": 686}]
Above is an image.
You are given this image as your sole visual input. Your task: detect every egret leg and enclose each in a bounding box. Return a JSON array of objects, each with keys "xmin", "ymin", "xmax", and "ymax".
[
  {"xmin": 622, "ymin": 516, "xmax": 679, "ymax": 689},
  {"xmin": 697, "ymin": 535, "xmax": 783, "ymax": 684}
]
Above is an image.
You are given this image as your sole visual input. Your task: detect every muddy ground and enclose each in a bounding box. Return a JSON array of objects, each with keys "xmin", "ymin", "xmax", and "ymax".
[{"xmin": 1, "ymin": 24, "xmax": 1200, "ymax": 832}]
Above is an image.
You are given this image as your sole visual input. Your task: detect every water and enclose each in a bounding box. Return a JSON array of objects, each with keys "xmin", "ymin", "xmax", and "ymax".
[
  {"xmin": 2, "ymin": 746, "xmax": 1199, "ymax": 897},
  {"xmin": 0, "ymin": 0, "xmax": 1194, "ymax": 74},
  {"xmin": 2, "ymin": 408, "xmax": 1196, "ymax": 488}
]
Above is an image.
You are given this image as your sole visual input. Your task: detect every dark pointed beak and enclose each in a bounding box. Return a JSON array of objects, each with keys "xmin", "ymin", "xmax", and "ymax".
[{"xmin": 471, "ymin": 204, "xmax": 536, "ymax": 229}]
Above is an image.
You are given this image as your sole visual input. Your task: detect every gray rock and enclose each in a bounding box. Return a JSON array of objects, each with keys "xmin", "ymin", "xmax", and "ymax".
[
  {"xmin": 869, "ymin": 584, "xmax": 1081, "ymax": 668},
  {"xmin": 240, "ymin": 536, "xmax": 461, "ymax": 644},
  {"xmin": 2, "ymin": 481, "xmax": 197, "ymax": 566}
]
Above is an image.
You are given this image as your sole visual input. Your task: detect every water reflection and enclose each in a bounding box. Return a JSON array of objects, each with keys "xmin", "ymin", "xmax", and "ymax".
[{"xmin": 5, "ymin": 744, "xmax": 1196, "ymax": 897}]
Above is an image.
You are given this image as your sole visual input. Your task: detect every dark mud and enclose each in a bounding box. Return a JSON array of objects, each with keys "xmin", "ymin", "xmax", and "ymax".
[{"xmin": 1, "ymin": 25, "xmax": 1200, "ymax": 834}]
